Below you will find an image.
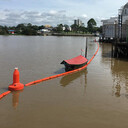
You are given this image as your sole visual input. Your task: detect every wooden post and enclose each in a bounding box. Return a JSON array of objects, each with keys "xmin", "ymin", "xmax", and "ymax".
[
  {"xmin": 85, "ymin": 38, "xmax": 88, "ymax": 58},
  {"xmin": 111, "ymin": 43, "xmax": 113, "ymax": 57}
]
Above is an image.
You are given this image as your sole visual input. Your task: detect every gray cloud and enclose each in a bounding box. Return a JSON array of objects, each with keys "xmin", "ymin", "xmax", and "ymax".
[
  {"xmin": 0, "ymin": 9, "xmax": 101, "ymax": 26},
  {"xmin": 0, "ymin": 10, "xmax": 73, "ymax": 26}
]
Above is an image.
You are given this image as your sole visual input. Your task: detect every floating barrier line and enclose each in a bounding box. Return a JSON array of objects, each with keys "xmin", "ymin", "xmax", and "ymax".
[
  {"xmin": 0, "ymin": 41, "xmax": 99, "ymax": 99},
  {"xmin": 25, "ymin": 41, "xmax": 99, "ymax": 87},
  {"xmin": 0, "ymin": 91, "xmax": 11, "ymax": 99}
]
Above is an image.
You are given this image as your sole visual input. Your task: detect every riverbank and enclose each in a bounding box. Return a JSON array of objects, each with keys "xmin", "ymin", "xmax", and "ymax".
[
  {"xmin": 52, "ymin": 33, "xmax": 95, "ymax": 37},
  {"xmin": 0, "ymin": 33, "xmax": 98, "ymax": 37}
]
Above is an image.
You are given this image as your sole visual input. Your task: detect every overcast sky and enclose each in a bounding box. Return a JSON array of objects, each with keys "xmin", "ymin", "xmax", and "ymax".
[{"xmin": 0, "ymin": 0, "xmax": 128, "ymax": 26}]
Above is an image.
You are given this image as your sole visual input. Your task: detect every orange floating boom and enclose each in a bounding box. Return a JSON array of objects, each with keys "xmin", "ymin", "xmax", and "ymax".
[
  {"xmin": 0, "ymin": 41, "xmax": 99, "ymax": 100},
  {"xmin": 25, "ymin": 41, "xmax": 99, "ymax": 87},
  {"xmin": 0, "ymin": 91, "xmax": 11, "ymax": 99}
]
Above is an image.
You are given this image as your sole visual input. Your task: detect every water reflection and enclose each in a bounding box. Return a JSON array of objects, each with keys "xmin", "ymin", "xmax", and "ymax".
[
  {"xmin": 54, "ymin": 68, "xmax": 65, "ymax": 74},
  {"xmin": 112, "ymin": 80, "xmax": 121, "ymax": 97},
  {"xmin": 100, "ymin": 43, "xmax": 128, "ymax": 98},
  {"xmin": 11, "ymin": 90, "xmax": 23, "ymax": 109},
  {"xmin": 60, "ymin": 69, "xmax": 87, "ymax": 87},
  {"xmin": 111, "ymin": 59, "xmax": 128, "ymax": 98},
  {"xmin": 100, "ymin": 43, "xmax": 112, "ymax": 58}
]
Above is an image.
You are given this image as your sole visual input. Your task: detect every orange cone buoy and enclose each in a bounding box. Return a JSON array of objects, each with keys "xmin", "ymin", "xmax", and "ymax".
[{"xmin": 8, "ymin": 67, "xmax": 24, "ymax": 91}]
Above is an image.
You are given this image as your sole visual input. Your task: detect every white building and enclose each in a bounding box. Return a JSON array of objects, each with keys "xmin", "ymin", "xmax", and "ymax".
[
  {"xmin": 119, "ymin": 3, "xmax": 128, "ymax": 39},
  {"xmin": 101, "ymin": 2, "xmax": 128, "ymax": 41},
  {"xmin": 101, "ymin": 17, "xmax": 118, "ymax": 39},
  {"xmin": 121, "ymin": 3, "xmax": 128, "ymax": 24},
  {"xmin": 37, "ymin": 29, "xmax": 50, "ymax": 35},
  {"xmin": 74, "ymin": 19, "xmax": 84, "ymax": 26}
]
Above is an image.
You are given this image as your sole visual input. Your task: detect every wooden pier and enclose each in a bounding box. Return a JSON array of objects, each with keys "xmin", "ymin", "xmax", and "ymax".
[
  {"xmin": 112, "ymin": 41, "xmax": 128, "ymax": 58},
  {"xmin": 99, "ymin": 37, "xmax": 128, "ymax": 58}
]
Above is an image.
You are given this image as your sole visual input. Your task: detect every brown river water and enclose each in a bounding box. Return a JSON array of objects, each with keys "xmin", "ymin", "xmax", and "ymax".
[{"xmin": 0, "ymin": 36, "xmax": 128, "ymax": 128}]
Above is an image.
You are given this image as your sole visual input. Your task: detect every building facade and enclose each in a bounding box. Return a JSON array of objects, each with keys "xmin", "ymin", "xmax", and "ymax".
[
  {"xmin": 101, "ymin": 17, "xmax": 118, "ymax": 39},
  {"xmin": 8, "ymin": 30, "xmax": 15, "ymax": 34},
  {"xmin": 74, "ymin": 19, "xmax": 84, "ymax": 26},
  {"xmin": 101, "ymin": 2, "xmax": 128, "ymax": 41},
  {"xmin": 120, "ymin": 3, "xmax": 128, "ymax": 40}
]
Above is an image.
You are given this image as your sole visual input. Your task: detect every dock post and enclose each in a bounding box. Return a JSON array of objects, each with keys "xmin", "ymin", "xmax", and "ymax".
[{"xmin": 85, "ymin": 37, "xmax": 88, "ymax": 58}]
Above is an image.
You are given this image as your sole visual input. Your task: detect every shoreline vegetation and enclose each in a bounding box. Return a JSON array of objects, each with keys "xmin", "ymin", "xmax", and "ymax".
[
  {"xmin": 0, "ymin": 32, "xmax": 96, "ymax": 37},
  {"xmin": 52, "ymin": 33, "xmax": 95, "ymax": 37},
  {"xmin": 0, "ymin": 18, "xmax": 102, "ymax": 36}
]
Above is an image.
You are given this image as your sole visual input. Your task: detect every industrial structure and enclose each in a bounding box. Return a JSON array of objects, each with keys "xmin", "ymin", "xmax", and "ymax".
[
  {"xmin": 101, "ymin": 2, "xmax": 128, "ymax": 42},
  {"xmin": 101, "ymin": 17, "xmax": 118, "ymax": 40},
  {"xmin": 101, "ymin": 2, "xmax": 128, "ymax": 58}
]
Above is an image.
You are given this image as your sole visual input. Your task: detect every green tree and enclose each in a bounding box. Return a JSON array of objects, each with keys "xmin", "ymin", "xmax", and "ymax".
[
  {"xmin": 56, "ymin": 24, "xmax": 63, "ymax": 33},
  {"xmin": 78, "ymin": 26, "xmax": 87, "ymax": 33},
  {"xmin": 21, "ymin": 23, "xmax": 38, "ymax": 35},
  {"xmin": 0, "ymin": 26, "xmax": 9, "ymax": 35},
  {"xmin": 64, "ymin": 24, "xmax": 70, "ymax": 33},
  {"xmin": 97, "ymin": 26, "xmax": 102, "ymax": 33},
  {"xmin": 87, "ymin": 18, "xmax": 97, "ymax": 33},
  {"xmin": 16, "ymin": 23, "xmax": 26, "ymax": 34},
  {"xmin": 38, "ymin": 25, "xmax": 45, "ymax": 30},
  {"xmin": 71, "ymin": 24, "xmax": 79, "ymax": 33},
  {"xmin": 2, "ymin": 26, "xmax": 9, "ymax": 35}
]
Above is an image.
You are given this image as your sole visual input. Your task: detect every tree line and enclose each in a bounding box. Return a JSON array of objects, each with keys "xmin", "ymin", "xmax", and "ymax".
[
  {"xmin": 54, "ymin": 18, "xmax": 102, "ymax": 34},
  {"xmin": 0, "ymin": 18, "xmax": 102, "ymax": 35},
  {"xmin": 0, "ymin": 23, "xmax": 45, "ymax": 35}
]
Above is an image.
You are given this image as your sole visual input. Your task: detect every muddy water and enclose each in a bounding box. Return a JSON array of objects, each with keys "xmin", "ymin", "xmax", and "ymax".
[{"xmin": 0, "ymin": 36, "xmax": 128, "ymax": 128}]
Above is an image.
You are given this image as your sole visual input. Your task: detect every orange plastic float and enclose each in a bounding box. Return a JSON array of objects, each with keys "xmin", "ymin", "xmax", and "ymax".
[
  {"xmin": 8, "ymin": 67, "xmax": 24, "ymax": 91},
  {"xmin": 0, "ymin": 41, "xmax": 99, "ymax": 100},
  {"xmin": 0, "ymin": 91, "xmax": 11, "ymax": 99}
]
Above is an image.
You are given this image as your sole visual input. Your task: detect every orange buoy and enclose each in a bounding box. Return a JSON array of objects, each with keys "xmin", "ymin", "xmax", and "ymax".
[{"xmin": 8, "ymin": 67, "xmax": 24, "ymax": 91}]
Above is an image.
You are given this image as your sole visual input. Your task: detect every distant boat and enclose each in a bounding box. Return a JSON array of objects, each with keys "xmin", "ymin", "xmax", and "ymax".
[{"xmin": 61, "ymin": 55, "xmax": 88, "ymax": 71}]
